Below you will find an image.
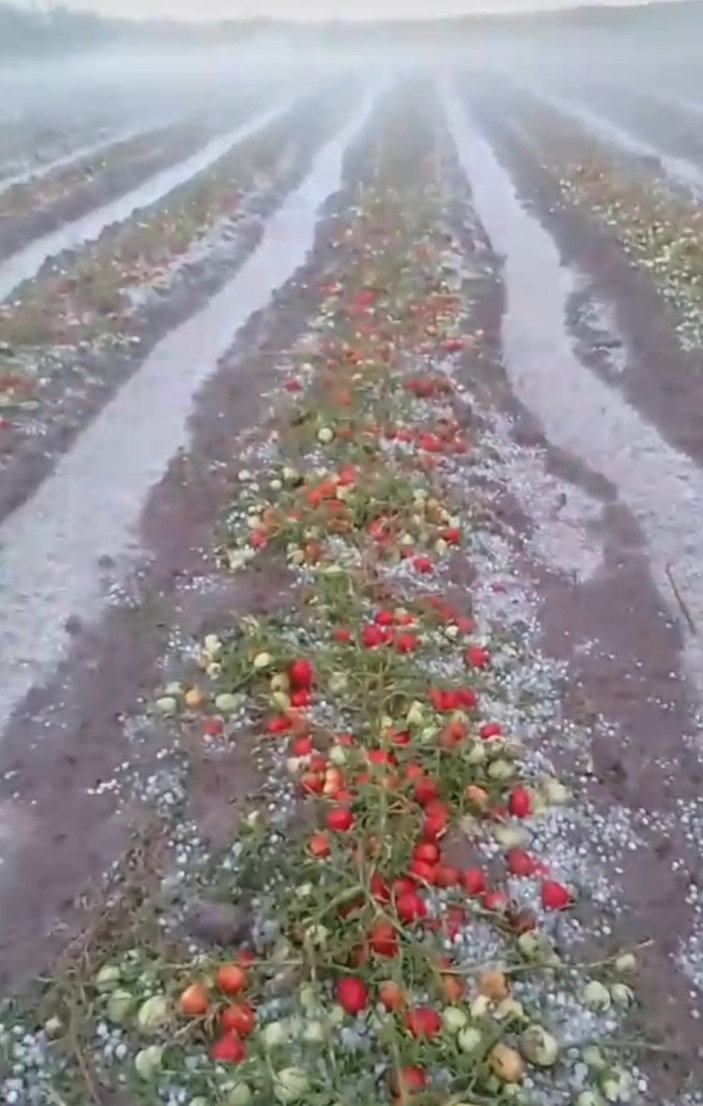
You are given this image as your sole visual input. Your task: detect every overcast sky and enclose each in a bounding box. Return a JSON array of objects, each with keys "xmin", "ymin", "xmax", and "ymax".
[{"xmin": 15, "ymin": 0, "xmax": 682, "ymax": 21}]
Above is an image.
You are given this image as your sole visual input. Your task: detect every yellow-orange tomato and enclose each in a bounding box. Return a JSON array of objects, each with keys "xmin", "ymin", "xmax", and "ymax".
[
  {"xmin": 323, "ymin": 767, "xmax": 345, "ymax": 797},
  {"xmin": 308, "ymin": 832, "xmax": 330, "ymax": 859},
  {"xmin": 288, "ymin": 712, "xmax": 310, "ymax": 737},
  {"xmin": 184, "ymin": 687, "xmax": 204, "ymax": 710},
  {"xmin": 379, "ymin": 980, "xmax": 406, "ymax": 1012},
  {"xmin": 440, "ymin": 973, "xmax": 464, "ymax": 1004},
  {"xmin": 477, "ymin": 968, "xmax": 508, "ymax": 1001},
  {"xmin": 304, "ymin": 542, "xmax": 323, "ymax": 564},
  {"xmin": 178, "ymin": 982, "xmax": 209, "ymax": 1017},
  {"xmin": 465, "ymin": 784, "xmax": 489, "ymax": 810}
]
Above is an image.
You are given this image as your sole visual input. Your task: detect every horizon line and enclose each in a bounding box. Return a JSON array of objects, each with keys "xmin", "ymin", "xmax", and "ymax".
[{"xmin": 15, "ymin": 0, "xmax": 689, "ymax": 26}]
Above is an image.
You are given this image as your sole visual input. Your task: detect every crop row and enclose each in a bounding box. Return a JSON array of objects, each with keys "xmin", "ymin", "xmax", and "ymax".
[
  {"xmin": 550, "ymin": 83, "xmax": 703, "ymax": 164},
  {"xmin": 0, "ymin": 83, "xmax": 646, "ymax": 1106},
  {"xmin": 504, "ymin": 92, "xmax": 703, "ymax": 349},
  {"xmin": 0, "ymin": 115, "xmax": 123, "ymax": 182},
  {"xmin": 0, "ymin": 82, "xmax": 358, "ymax": 446},
  {"xmin": 0, "ymin": 109, "xmax": 262, "ymax": 260}
]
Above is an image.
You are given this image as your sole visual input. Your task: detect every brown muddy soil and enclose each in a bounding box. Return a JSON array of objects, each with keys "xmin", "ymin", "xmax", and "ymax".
[
  {"xmin": 441, "ymin": 138, "xmax": 703, "ymax": 1098},
  {"xmin": 0, "ymin": 107, "xmax": 378, "ymax": 996},
  {"xmin": 0, "ymin": 94, "xmax": 355, "ymax": 529},
  {"xmin": 0, "ymin": 119, "xmax": 222, "ymax": 261},
  {"xmin": 464, "ymin": 89, "xmax": 703, "ymax": 477}
]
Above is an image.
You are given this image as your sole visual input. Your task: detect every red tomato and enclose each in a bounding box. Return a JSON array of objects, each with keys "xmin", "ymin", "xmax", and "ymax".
[
  {"xmin": 408, "ymin": 858, "xmax": 437, "ymax": 884},
  {"xmin": 461, "ymin": 867, "xmax": 486, "ymax": 896},
  {"xmin": 215, "ymin": 964, "xmax": 247, "ymax": 996},
  {"xmin": 413, "ymin": 776, "xmax": 439, "ymax": 806},
  {"xmin": 391, "ymin": 1065, "xmax": 426, "ymax": 1096},
  {"xmin": 290, "ymin": 689, "xmax": 310, "ymax": 709},
  {"xmin": 435, "ymin": 864, "xmax": 460, "ymax": 888},
  {"xmin": 465, "ymin": 644, "xmax": 489, "ymax": 668},
  {"xmin": 336, "ymin": 977, "xmax": 368, "ymax": 1015},
  {"xmin": 483, "ymin": 889, "xmax": 508, "ymax": 912},
  {"xmin": 289, "ymin": 658, "xmax": 313, "ymax": 689},
  {"xmin": 404, "ymin": 1007, "xmax": 441, "ymax": 1039},
  {"xmin": 541, "ymin": 879, "xmax": 571, "ymax": 911},
  {"xmin": 479, "ymin": 722, "xmax": 502, "ymax": 740},
  {"xmin": 370, "ymin": 873, "xmax": 390, "ymax": 902},
  {"xmin": 291, "ymin": 735, "xmax": 313, "ymax": 756},
  {"xmin": 326, "ymin": 806, "xmax": 354, "ymax": 833},
  {"xmin": 300, "ymin": 772, "xmax": 323, "ymax": 795},
  {"xmin": 369, "ymin": 921, "xmax": 398, "ymax": 957},
  {"xmin": 421, "ymin": 800, "xmax": 449, "ymax": 840},
  {"xmin": 211, "ymin": 1033, "xmax": 245, "ymax": 1063},
  {"xmin": 412, "ymin": 841, "xmax": 439, "ymax": 865},
  {"xmin": 508, "ymin": 786, "xmax": 531, "ymax": 819},
  {"xmin": 507, "ymin": 848, "xmax": 535, "ymax": 877},
  {"xmin": 395, "ymin": 890, "xmax": 427, "ymax": 924},
  {"xmin": 392, "ymin": 876, "xmax": 416, "ymax": 897},
  {"xmin": 221, "ymin": 1003, "xmax": 255, "ymax": 1037}
]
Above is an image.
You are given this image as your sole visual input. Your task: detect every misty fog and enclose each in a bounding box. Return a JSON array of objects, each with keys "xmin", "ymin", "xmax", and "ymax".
[
  {"xmin": 1, "ymin": 1, "xmax": 701, "ymax": 134},
  {"xmin": 3, "ymin": 2, "xmax": 703, "ymax": 1104}
]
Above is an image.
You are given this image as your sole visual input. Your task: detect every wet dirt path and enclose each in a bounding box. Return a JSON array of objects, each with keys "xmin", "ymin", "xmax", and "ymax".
[{"xmin": 443, "ymin": 83, "xmax": 703, "ymax": 1095}]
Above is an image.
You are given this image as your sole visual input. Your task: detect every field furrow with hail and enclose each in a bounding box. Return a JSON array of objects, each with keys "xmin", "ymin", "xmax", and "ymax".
[
  {"xmin": 0, "ymin": 69, "xmax": 700, "ymax": 1106},
  {"xmin": 0, "ymin": 79, "xmax": 360, "ymax": 521}
]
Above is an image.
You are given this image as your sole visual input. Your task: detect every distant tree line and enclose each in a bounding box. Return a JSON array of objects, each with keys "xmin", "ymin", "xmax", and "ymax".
[
  {"xmin": 0, "ymin": 0, "xmax": 697, "ymax": 60},
  {"xmin": 0, "ymin": 3, "xmax": 282, "ymax": 58},
  {"xmin": 0, "ymin": 3, "xmax": 111, "ymax": 56}
]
